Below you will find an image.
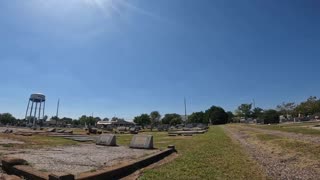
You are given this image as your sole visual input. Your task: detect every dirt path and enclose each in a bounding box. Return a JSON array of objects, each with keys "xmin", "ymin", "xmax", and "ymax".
[
  {"xmin": 240, "ymin": 125, "xmax": 320, "ymax": 144},
  {"xmin": 224, "ymin": 125, "xmax": 320, "ymax": 180}
]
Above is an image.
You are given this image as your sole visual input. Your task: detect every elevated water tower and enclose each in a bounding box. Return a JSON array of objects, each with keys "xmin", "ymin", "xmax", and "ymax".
[{"xmin": 25, "ymin": 93, "xmax": 46, "ymax": 126}]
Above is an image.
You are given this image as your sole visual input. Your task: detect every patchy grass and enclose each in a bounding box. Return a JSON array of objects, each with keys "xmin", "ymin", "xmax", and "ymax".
[
  {"xmin": 135, "ymin": 126, "xmax": 266, "ymax": 180},
  {"xmin": 252, "ymin": 123, "xmax": 320, "ymax": 136},
  {"xmin": 272, "ymin": 139, "xmax": 320, "ymax": 160},
  {"xmin": 0, "ymin": 134, "xmax": 78, "ymax": 149},
  {"xmin": 245, "ymin": 125, "xmax": 320, "ymax": 157},
  {"xmin": 1, "ymin": 144, "xmax": 14, "ymax": 148},
  {"xmin": 90, "ymin": 169, "xmax": 97, "ymax": 172},
  {"xmin": 39, "ymin": 169, "xmax": 48, "ymax": 172},
  {"xmin": 26, "ymin": 135, "xmax": 78, "ymax": 148},
  {"xmin": 255, "ymin": 134, "xmax": 282, "ymax": 141},
  {"xmin": 116, "ymin": 132, "xmax": 181, "ymax": 150},
  {"xmin": 0, "ymin": 127, "xmax": 267, "ymax": 179},
  {"xmin": 256, "ymin": 133, "xmax": 320, "ymax": 161},
  {"xmin": 230, "ymin": 125, "xmax": 320, "ymax": 175},
  {"xmin": 246, "ymin": 126, "xmax": 320, "ymax": 162}
]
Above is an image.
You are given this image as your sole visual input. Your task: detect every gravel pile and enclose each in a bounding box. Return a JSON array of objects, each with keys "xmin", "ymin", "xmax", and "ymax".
[
  {"xmin": 8, "ymin": 144, "xmax": 157, "ymax": 175},
  {"xmin": 224, "ymin": 126, "xmax": 320, "ymax": 180}
]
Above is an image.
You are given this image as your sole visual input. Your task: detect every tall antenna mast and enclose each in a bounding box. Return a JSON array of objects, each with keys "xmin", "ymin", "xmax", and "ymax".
[
  {"xmin": 56, "ymin": 98, "xmax": 60, "ymax": 118},
  {"xmin": 184, "ymin": 97, "xmax": 187, "ymax": 122},
  {"xmin": 55, "ymin": 98, "xmax": 60, "ymax": 126},
  {"xmin": 253, "ymin": 99, "xmax": 256, "ymax": 109}
]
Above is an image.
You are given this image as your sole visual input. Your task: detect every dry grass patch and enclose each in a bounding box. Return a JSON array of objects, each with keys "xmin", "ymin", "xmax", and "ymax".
[
  {"xmin": 272, "ymin": 139, "xmax": 320, "ymax": 160},
  {"xmin": 253, "ymin": 123, "xmax": 320, "ymax": 136},
  {"xmin": 0, "ymin": 134, "xmax": 78, "ymax": 149},
  {"xmin": 256, "ymin": 134, "xmax": 282, "ymax": 141}
]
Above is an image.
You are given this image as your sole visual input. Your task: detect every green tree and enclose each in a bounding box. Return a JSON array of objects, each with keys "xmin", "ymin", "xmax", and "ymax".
[
  {"xmin": 226, "ymin": 111, "xmax": 234, "ymax": 123},
  {"xmin": 61, "ymin": 117, "xmax": 73, "ymax": 124},
  {"xmin": 94, "ymin": 117, "xmax": 101, "ymax": 122},
  {"xmin": 261, "ymin": 109, "xmax": 279, "ymax": 124},
  {"xmin": 72, "ymin": 120, "xmax": 80, "ymax": 126},
  {"xmin": 170, "ymin": 117, "xmax": 182, "ymax": 125},
  {"xmin": 78, "ymin": 115, "xmax": 96, "ymax": 126},
  {"xmin": 133, "ymin": 114, "xmax": 151, "ymax": 128},
  {"xmin": 0, "ymin": 113, "xmax": 16, "ymax": 125},
  {"xmin": 251, "ymin": 107, "xmax": 263, "ymax": 119},
  {"xmin": 276, "ymin": 102, "xmax": 296, "ymax": 117},
  {"xmin": 294, "ymin": 96, "xmax": 320, "ymax": 116},
  {"xmin": 111, "ymin": 117, "xmax": 125, "ymax": 122},
  {"xmin": 235, "ymin": 104, "xmax": 252, "ymax": 118},
  {"xmin": 188, "ymin": 111, "xmax": 206, "ymax": 123},
  {"xmin": 205, "ymin": 106, "xmax": 228, "ymax": 125},
  {"xmin": 79, "ymin": 115, "xmax": 87, "ymax": 125},
  {"xmin": 51, "ymin": 116, "xmax": 59, "ymax": 120},
  {"xmin": 150, "ymin": 111, "xmax": 161, "ymax": 131},
  {"xmin": 161, "ymin": 113, "xmax": 182, "ymax": 125}
]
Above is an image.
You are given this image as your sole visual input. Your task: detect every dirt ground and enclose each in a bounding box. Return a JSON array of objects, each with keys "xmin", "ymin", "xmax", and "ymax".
[{"xmin": 224, "ymin": 125, "xmax": 320, "ymax": 180}]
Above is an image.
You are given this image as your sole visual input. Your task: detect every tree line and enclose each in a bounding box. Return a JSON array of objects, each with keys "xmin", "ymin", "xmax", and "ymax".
[
  {"xmin": 1, "ymin": 96, "xmax": 320, "ymax": 126},
  {"xmin": 233, "ymin": 96, "xmax": 320, "ymax": 124},
  {"xmin": 133, "ymin": 106, "xmax": 231, "ymax": 128}
]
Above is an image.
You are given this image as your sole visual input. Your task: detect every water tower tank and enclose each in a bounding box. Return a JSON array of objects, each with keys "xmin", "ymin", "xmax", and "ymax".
[
  {"xmin": 30, "ymin": 93, "xmax": 46, "ymax": 102},
  {"xmin": 25, "ymin": 93, "xmax": 46, "ymax": 127}
]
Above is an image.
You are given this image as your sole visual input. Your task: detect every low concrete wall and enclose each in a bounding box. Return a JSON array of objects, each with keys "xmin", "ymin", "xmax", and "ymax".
[
  {"xmin": 10, "ymin": 165, "xmax": 49, "ymax": 180},
  {"xmin": 1, "ymin": 158, "xmax": 48, "ymax": 180},
  {"xmin": 77, "ymin": 147, "xmax": 176, "ymax": 180},
  {"xmin": 168, "ymin": 130, "xmax": 206, "ymax": 135},
  {"xmin": 2, "ymin": 146, "xmax": 176, "ymax": 180}
]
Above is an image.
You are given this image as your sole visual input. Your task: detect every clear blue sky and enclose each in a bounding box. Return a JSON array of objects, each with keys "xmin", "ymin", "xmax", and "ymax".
[{"xmin": 1, "ymin": 0, "xmax": 320, "ymax": 120}]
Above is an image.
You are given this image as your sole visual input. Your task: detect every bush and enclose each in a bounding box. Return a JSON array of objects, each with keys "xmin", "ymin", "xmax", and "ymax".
[
  {"xmin": 261, "ymin": 110, "xmax": 279, "ymax": 124},
  {"xmin": 0, "ymin": 113, "xmax": 16, "ymax": 125}
]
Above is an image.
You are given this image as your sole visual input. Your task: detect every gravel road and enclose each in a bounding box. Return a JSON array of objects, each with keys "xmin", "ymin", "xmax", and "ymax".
[{"xmin": 224, "ymin": 126, "xmax": 320, "ymax": 180}]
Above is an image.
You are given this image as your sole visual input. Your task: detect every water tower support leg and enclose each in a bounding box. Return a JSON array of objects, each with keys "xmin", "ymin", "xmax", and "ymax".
[
  {"xmin": 43, "ymin": 101, "xmax": 46, "ymax": 120},
  {"xmin": 29, "ymin": 102, "xmax": 34, "ymax": 124},
  {"xmin": 38, "ymin": 102, "xmax": 42, "ymax": 121},
  {"xmin": 25, "ymin": 100, "xmax": 30, "ymax": 120},
  {"xmin": 33, "ymin": 102, "xmax": 38, "ymax": 128}
]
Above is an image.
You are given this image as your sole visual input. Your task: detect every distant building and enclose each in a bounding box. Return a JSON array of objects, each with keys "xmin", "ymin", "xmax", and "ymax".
[
  {"xmin": 44, "ymin": 119, "xmax": 66, "ymax": 127},
  {"xmin": 96, "ymin": 119, "xmax": 134, "ymax": 129}
]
